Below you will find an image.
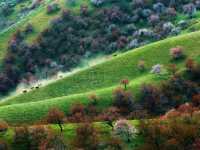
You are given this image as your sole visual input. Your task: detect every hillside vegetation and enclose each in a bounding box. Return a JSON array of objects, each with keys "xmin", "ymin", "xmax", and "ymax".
[
  {"xmin": 0, "ymin": 0, "xmax": 91, "ymax": 65},
  {"xmin": 0, "ymin": 1, "xmax": 200, "ymax": 149},
  {"xmin": 0, "ymin": 30, "xmax": 199, "ymax": 124},
  {"xmin": 1, "ymin": 0, "xmax": 200, "ymax": 97}
]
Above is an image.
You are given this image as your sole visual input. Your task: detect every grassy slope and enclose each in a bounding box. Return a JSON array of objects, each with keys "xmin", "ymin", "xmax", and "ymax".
[
  {"xmin": 0, "ymin": 30, "xmax": 200, "ymax": 124},
  {"xmin": 0, "ymin": 74, "xmax": 159, "ymax": 124},
  {"xmin": 1, "ymin": 29, "xmax": 200, "ymax": 106}
]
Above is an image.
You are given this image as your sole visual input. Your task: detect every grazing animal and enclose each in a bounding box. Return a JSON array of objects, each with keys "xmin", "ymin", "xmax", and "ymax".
[{"xmin": 22, "ymin": 90, "xmax": 27, "ymax": 93}]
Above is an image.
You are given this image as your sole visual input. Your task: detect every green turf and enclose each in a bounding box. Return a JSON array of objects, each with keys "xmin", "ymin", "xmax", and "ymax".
[
  {"xmin": 0, "ymin": 30, "xmax": 200, "ymax": 124},
  {"xmin": 0, "ymin": 74, "xmax": 160, "ymax": 124}
]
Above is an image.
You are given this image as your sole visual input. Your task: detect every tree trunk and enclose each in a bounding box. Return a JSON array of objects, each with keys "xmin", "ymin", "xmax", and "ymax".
[{"xmin": 58, "ymin": 123, "xmax": 63, "ymax": 132}]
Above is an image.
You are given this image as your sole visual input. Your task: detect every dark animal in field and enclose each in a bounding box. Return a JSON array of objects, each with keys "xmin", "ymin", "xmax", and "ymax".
[
  {"xmin": 22, "ymin": 90, "xmax": 27, "ymax": 93},
  {"xmin": 35, "ymin": 86, "xmax": 40, "ymax": 89}
]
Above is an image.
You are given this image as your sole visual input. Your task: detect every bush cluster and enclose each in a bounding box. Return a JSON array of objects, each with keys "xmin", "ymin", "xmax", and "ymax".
[{"xmin": 1, "ymin": 0, "xmax": 200, "ymax": 95}]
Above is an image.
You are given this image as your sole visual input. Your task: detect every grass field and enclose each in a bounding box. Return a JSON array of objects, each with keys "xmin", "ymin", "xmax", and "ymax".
[{"xmin": 0, "ymin": 30, "xmax": 200, "ymax": 124}]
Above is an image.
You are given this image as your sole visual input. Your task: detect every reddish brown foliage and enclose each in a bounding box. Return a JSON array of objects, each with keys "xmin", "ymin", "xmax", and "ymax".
[
  {"xmin": 29, "ymin": 126, "xmax": 49, "ymax": 150},
  {"xmin": 113, "ymin": 87, "xmax": 134, "ymax": 114},
  {"xmin": 192, "ymin": 94, "xmax": 200, "ymax": 107},
  {"xmin": 140, "ymin": 84, "xmax": 161, "ymax": 114},
  {"xmin": 104, "ymin": 137, "xmax": 123, "ymax": 150},
  {"xmin": 139, "ymin": 117, "xmax": 200, "ymax": 150},
  {"xmin": 72, "ymin": 123, "xmax": 99, "ymax": 150},
  {"xmin": 167, "ymin": 64, "xmax": 177, "ymax": 75},
  {"xmin": 170, "ymin": 46, "xmax": 184, "ymax": 60},
  {"xmin": 13, "ymin": 126, "xmax": 30, "ymax": 149},
  {"xmin": 46, "ymin": 108, "xmax": 65, "ymax": 132},
  {"xmin": 88, "ymin": 93, "xmax": 99, "ymax": 105},
  {"xmin": 68, "ymin": 103, "xmax": 87, "ymax": 123},
  {"xmin": 96, "ymin": 107, "xmax": 121, "ymax": 130},
  {"xmin": 39, "ymin": 134, "xmax": 67, "ymax": 150},
  {"xmin": 0, "ymin": 121, "xmax": 8, "ymax": 132},
  {"xmin": 186, "ymin": 58, "xmax": 195, "ymax": 71}
]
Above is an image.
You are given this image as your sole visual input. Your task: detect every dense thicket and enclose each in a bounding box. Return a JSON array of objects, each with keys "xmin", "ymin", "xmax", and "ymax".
[{"xmin": 0, "ymin": 0, "xmax": 199, "ymax": 95}]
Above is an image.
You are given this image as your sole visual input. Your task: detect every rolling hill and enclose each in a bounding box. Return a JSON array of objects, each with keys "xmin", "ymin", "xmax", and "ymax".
[
  {"xmin": 0, "ymin": 1, "xmax": 200, "ymax": 149},
  {"xmin": 0, "ymin": 29, "xmax": 199, "ymax": 124}
]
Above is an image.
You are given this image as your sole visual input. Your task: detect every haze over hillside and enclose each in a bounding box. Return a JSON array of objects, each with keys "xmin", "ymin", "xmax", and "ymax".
[{"xmin": 0, "ymin": 0, "xmax": 199, "ymax": 149}]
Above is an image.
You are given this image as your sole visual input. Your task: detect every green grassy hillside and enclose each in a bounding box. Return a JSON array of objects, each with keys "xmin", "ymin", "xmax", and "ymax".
[
  {"xmin": 0, "ymin": 30, "xmax": 200, "ymax": 124},
  {"xmin": 1, "ymin": 30, "xmax": 200, "ymax": 106}
]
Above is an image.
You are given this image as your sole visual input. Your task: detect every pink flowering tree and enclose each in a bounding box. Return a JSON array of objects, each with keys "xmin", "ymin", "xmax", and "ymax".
[
  {"xmin": 113, "ymin": 119, "xmax": 138, "ymax": 143},
  {"xmin": 170, "ymin": 46, "xmax": 184, "ymax": 60}
]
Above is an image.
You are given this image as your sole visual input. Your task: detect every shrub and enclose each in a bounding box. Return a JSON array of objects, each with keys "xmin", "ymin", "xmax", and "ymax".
[
  {"xmin": 73, "ymin": 123, "xmax": 99, "ymax": 150},
  {"xmin": 102, "ymin": 137, "xmax": 123, "ymax": 150},
  {"xmin": 80, "ymin": 5, "xmax": 89, "ymax": 16},
  {"xmin": 137, "ymin": 59, "xmax": 146, "ymax": 71},
  {"xmin": 148, "ymin": 14, "xmax": 160, "ymax": 26},
  {"xmin": 24, "ymin": 23, "xmax": 34, "ymax": 34},
  {"xmin": 13, "ymin": 126, "xmax": 30, "ymax": 149},
  {"xmin": 39, "ymin": 134, "xmax": 68, "ymax": 150},
  {"xmin": 177, "ymin": 103, "xmax": 197, "ymax": 117},
  {"xmin": 128, "ymin": 109, "xmax": 149, "ymax": 120},
  {"xmin": 161, "ymin": 109, "xmax": 181, "ymax": 119},
  {"xmin": 46, "ymin": 3, "xmax": 60, "ymax": 14},
  {"xmin": 186, "ymin": 58, "xmax": 195, "ymax": 71},
  {"xmin": 29, "ymin": 126, "xmax": 49, "ymax": 149},
  {"xmin": 167, "ymin": 64, "xmax": 177, "ymax": 75},
  {"xmin": 85, "ymin": 105, "xmax": 98, "ymax": 119},
  {"xmin": 88, "ymin": 93, "xmax": 99, "ymax": 105},
  {"xmin": 0, "ymin": 121, "xmax": 8, "ymax": 133},
  {"xmin": 97, "ymin": 107, "xmax": 121, "ymax": 130},
  {"xmin": 0, "ymin": 140, "xmax": 8, "ymax": 150},
  {"xmin": 170, "ymin": 46, "xmax": 184, "ymax": 60},
  {"xmin": 186, "ymin": 60, "xmax": 200, "ymax": 80},
  {"xmin": 68, "ymin": 103, "xmax": 86, "ymax": 122},
  {"xmin": 139, "ymin": 116, "xmax": 200, "ymax": 150},
  {"xmin": 140, "ymin": 84, "xmax": 161, "ymax": 114},
  {"xmin": 150, "ymin": 64, "xmax": 162, "ymax": 74},
  {"xmin": 183, "ymin": 3, "xmax": 197, "ymax": 17},
  {"xmin": 113, "ymin": 87, "xmax": 134, "ymax": 114},
  {"xmin": 113, "ymin": 119, "xmax": 138, "ymax": 143},
  {"xmin": 192, "ymin": 94, "xmax": 200, "ymax": 107},
  {"xmin": 46, "ymin": 108, "xmax": 65, "ymax": 132},
  {"xmin": 1, "ymin": 4, "xmax": 13, "ymax": 16},
  {"xmin": 117, "ymin": 36, "xmax": 128, "ymax": 49}
]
